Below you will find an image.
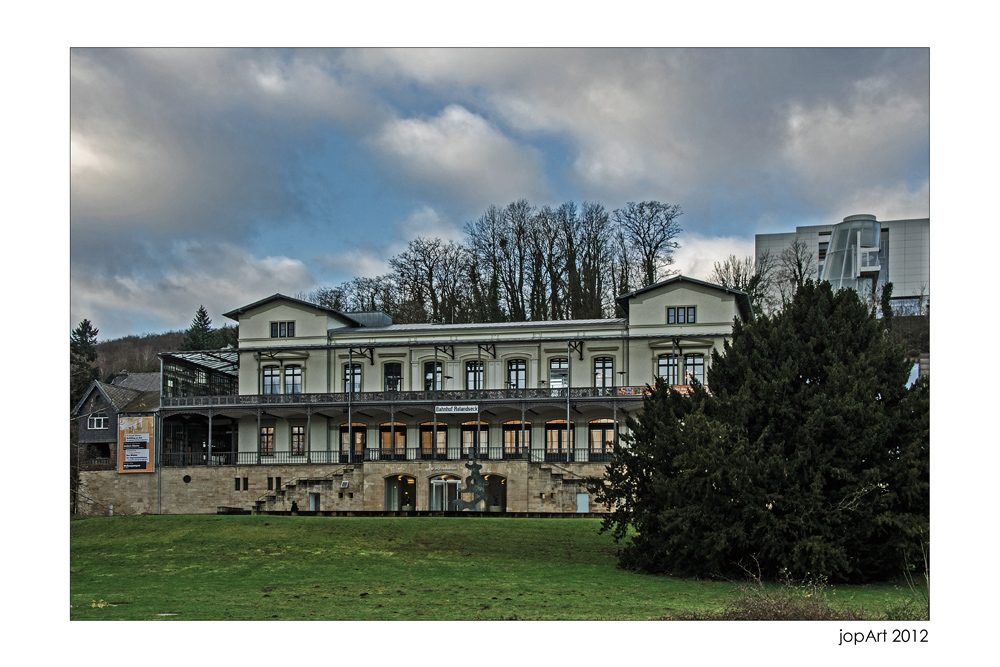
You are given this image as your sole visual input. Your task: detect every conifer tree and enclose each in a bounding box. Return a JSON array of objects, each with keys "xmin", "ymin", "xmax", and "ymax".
[
  {"xmin": 594, "ymin": 281, "xmax": 929, "ymax": 583},
  {"xmin": 70, "ymin": 319, "xmax": 100, "ymax": 407},
  {"xmin": 180, "ymin": 305, "xmax": 216, "ymax": 350}
]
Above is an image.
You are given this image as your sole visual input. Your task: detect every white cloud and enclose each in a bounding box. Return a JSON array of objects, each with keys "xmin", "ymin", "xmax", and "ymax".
[
  {"xmin": 672, "ymin": 233, "xmax": 757, "ymax": 282},
  {"xmin": 827, "ymin": 179, "xmax": 929, "ymax": 221},
  {"xmin": 373, "ymin": 105, "xmax": 549, "ymax": 205}
]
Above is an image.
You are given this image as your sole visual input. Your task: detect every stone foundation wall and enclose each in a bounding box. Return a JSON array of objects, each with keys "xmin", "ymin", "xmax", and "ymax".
[{"xmin": 77, "ymin": 461, "xmax": 610, "ymax": 515}]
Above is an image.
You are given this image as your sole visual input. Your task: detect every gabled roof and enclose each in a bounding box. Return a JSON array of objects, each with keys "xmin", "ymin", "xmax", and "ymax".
[
  {"xmin": 615, "ymin": 275, "xmax": 754, "ymax": 322},
  {"xmin": 111, "ymin": 371, "xmax": 161, "ymax": 392},
  {"xmin": 121, "ymin": 390, "xmax": 161, "ymax": 413},
  {"xmin": 72, "ymin": 380, "xmax": 140, "ymax": 416},
  {"xmin": 222, "ymin": 293, "xmax": 362, "ymax": 327}
]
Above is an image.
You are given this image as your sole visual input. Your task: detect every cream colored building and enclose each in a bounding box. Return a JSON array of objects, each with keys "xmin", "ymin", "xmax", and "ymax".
[{"xmin": 79, "ymin": 276, "xmax": 752, "ymax": 516}]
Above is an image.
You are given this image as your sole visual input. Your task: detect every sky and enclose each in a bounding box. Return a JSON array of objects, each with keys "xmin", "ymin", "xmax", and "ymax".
[{"xmin": 70, "ymin": 47, "xmax": 929, "ymax": 340}]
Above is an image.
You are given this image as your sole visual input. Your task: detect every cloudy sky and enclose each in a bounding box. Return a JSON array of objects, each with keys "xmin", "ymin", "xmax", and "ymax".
[{"xmin": 70, "ymin": 47, "xmax": 929, "ymax": 340}]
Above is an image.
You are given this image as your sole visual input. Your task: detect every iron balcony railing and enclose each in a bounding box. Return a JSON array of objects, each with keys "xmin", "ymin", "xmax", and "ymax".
[
  {"xmin": 161, "ymin": 448, "xmax": 614, "ymax": 467},
  {"xmin": 160, "ymin": 386, "xmax": 645, "ymax": 408}
]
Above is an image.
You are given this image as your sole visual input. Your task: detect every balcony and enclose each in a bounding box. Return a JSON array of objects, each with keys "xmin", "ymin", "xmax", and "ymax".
[
  {"xmin": 160, "ymin": 447, "xmax": 612, "ymax": 466},
  {"xmin": 161, "ymin": 386, "xmax": 645, "ymax": 408}
]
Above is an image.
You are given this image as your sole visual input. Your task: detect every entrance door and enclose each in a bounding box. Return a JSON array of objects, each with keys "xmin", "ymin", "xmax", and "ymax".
[
  {"xmin": 309, "ymin": 493, "xmax": 320, "ymax": 511},
  {"xmin": 576, "ymin": 493, "xmax": 589, "ymax": 513}
]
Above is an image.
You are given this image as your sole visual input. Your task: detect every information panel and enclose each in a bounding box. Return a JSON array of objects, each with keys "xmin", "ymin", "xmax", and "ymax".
[{"xmin": 118, "ymin": 416, "xmax": 155, "ymax": 473}]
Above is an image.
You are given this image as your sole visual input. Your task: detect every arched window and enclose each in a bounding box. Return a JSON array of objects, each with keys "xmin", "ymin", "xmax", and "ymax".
[
  {"xmin": 461, "ymin": 421, "xmax": 489, "ymax": 458},
  {"xmin": 657, "ymin": 354, "xmax": 678, "ymax": 385},
  {"xmin": 484, "ymin": 474, "xmax": 507, "ymax": 512},
  {"xmin": 429, "ymin": 474, "xmax": 461, "ymax": 510},
  {"xmin": 344, "ymin": 364, "xmax": 362, "ymax": 393},
  {"xmin": 503, "ymin": 421, "xmax": 530, "ymax": 458},
  {"xmin": 290, "ymin": 424, "xmax": 306, "ymax": 456},
  {"xmin": 379, "ymin": 422, "xmax": 406, "ymax": 459},
  {"xmin": 589, "ymin": 419, "xmax": 616, "ymax": 462},
  {"xmin": 424, "ymin": 362, "xmax": 442, "ymax": 391},
  {"xmin": 685, "ymin": 353, "xmax": 705, "ymax": 385},
  {"xmin": 549, "ymin": 358, "xmax": 568, "ymax": 388},
  {"xmin": 339, "ymin": 423, "xmax": 366, "ymax": 459},
  {"xmin": 385, "ymin": 474, "xmax": 416, "ymax": 511},
  {"xmin": 420, "ymin": 422, "xmax": 447, "ymax": 459},
  {"xmin": 285, "ymin": 365, "xmax": 302, "ymax": 394},
  {"xmin": 466, "ymin": 360, "xmax": 484, "ymax": 390},
  {"xmin": 263, "ymin": 366, "xmax": 280, "ymax": 394},
  {"xmin": 383, "ymin": 363, "xmax": 402, "ymax": 391},
  {"xmin": 545, "ymin": 420, "xmax": 574, "ymax": 461},
  {"xmin": 593, "ymin": 357, "xmax": 614, "ymax": 387},
  {"xmin": 507, "ymin": 359, "xmax": 527, "ymax": 389}
]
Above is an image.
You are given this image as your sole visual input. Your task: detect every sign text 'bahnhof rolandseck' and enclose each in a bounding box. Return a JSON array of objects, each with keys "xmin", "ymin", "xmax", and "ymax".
[{"xmin": 435, "ymin": 405, "xmax": 479, "ymax": 414}]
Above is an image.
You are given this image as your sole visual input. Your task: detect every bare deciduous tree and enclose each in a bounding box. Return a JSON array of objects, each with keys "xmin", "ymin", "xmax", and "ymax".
[{"xmin": 613, "ymin": 201, "xmax": 683, "ymax": 288}]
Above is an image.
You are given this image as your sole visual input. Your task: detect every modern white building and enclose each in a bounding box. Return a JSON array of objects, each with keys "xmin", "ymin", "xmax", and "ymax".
[{"xmin": 755, "ymin": 214, "xmax": 929, "ymax": 313}]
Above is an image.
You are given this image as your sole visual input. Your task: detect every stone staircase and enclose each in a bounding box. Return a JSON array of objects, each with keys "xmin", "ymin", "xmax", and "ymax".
[{"xmin": 252, "ymin": 466, "xmax": 353, "ymax": 513}]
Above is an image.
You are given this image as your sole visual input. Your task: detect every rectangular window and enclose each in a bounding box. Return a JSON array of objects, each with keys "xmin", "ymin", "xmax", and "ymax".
[
  {"xmin": 424, "ymin": 362, "xmax": 442, "ymax": 391},
  {"xmin": 260, "ymin": 426, "xmax": 274, "ymax": 456},
  {"xmin": 242, "ymin": 477, "xmax": 249, "ymax": 491},
  {"xmin": 549, "ymin": 358, "xmax": 568, "ymax": 389},
  {"xmin": 267, "ymin": 477, "xmax": 274, "ymax": 491},
  {"xmin": 291, "ymin": 425, "xmax": 306, "ymax": 456},
  {"xmin": 685, "ymin": 354, "xmax": 705, "ymax": 385},
  {"xmin": 284, "ymin": 365, "xmax": 302, "ymax": 394},
  {"xmin": 667, "ymin": 306, "xmax": 696, "ymax": 325},
  {"xmin": 235, "ymin": 478, "xmax": 241, "ymax": 491},
  {"xmin": 384, "ymin": 363, "xmax": 402, "ymax": 391},
  {"xmin": 262, "ymin": 366, "xmax": 280, "ymax": 395},
  {"xmin": 466, "ymin": 360, "xmax": 484, "ymax": 390},
  {"xmin": 344, "ymin": 364, "xmax": 361, "ymax": 393},
  {"xmin": 593, "ymin": 357, "xmax": 614, "ymax": 388},
  {"xmin": 657, "ymin": 354, "xmax": 679, "ymax": 385},
  {"xmin": 507, "ymin": 359, "xmax": 526, "ymax": 389},
  {"xmin": 270, "ymin": 321, "xmax": 295, "ymax": 338},
  {"xmin": 87, "ymin": 412, "xmax": 108, "ymax": 429}
]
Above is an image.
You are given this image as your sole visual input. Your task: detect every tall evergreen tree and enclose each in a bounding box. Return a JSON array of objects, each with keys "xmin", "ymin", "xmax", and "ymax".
[
  {"xmin": 180, "ymin": 305, "xmax": 216, "ymax": 350},
  {"xmin": 71, "ymin": 319, "xmax": 100, "ymax": 407},
  {"xmin": 594, "ymin": 281, "xmax": 929, "ymax": 583}
]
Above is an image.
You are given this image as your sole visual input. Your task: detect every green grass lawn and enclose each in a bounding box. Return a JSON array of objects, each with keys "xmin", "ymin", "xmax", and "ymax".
[{"xmin": 70, "ymin": 515, "xmax": 919, "ymax": 620}]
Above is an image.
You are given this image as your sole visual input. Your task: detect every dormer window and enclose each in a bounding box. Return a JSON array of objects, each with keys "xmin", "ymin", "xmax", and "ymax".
[
  {"xmin": 88, "ymin": 412, "xmax": 108, "ymax": 429},
  {"xmin": 270, "ymin": 321, "xmax": 295, "ymax": 338}
]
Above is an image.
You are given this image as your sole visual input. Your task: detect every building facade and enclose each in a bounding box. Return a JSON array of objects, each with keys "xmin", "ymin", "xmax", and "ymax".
[
  {"xmin": 755, "ymin": 214, "xmax": 929, "ymax": 313},
  {"xmin": 78, "ymin": 276, "xmax": 752, "ymax": 516}
]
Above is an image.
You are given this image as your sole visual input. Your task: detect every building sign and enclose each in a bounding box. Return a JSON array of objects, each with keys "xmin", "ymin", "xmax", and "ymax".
[
  {"xmin": 118, "ymin": 416, "xmax": 155, "ymax": 473},
  {"xmin": 435, "ymin": 405, "xmax": 479, "ymax": 414},
  {"xmin": 617, "ymin": 386, "xmax": 651, "ymax": 396}
]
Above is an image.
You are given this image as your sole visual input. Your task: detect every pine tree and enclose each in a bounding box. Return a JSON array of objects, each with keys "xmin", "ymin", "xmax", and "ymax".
[
  {"xmin": 180, "ymin": 305, "xmax": 217, "ymax": 350},
  {"xmin": 70, "ymin": 319, "xmax": 100, "ymax": 407},
  {"xmin": 594, "ymin": 281, "xmax": 929, "ymax": 583}
]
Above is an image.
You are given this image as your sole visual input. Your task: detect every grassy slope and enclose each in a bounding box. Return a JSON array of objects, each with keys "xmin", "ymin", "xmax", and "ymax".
[{"xmin": 70, "ymin": 515, "xmax": 913, "ymax": 621}]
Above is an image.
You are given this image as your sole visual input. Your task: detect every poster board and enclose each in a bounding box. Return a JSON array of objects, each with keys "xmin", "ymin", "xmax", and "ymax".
[{"xmin": 118, "ymin": 415, "xmax": 155, "ymax": 473}]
